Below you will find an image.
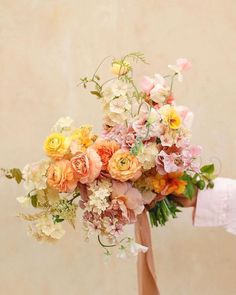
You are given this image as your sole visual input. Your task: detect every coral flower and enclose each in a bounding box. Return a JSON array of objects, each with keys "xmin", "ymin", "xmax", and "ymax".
[
  {"xmin": 71, "ymin": 148, "xmax": 102, "ymax": 184},
  {"xmin": 146, "ymin": 172, "xmax": 186, "ymax": 196},
  {"xmin": 108, "ymin": 149, "xmax": 141, "ymax": 182},
  {"xmin": 47, "ymin": 160, "xmax": 77, "ymax": 193},
  {"xmin": 91, "ymin": 139, "xmax": 120, "ymax": 171}
]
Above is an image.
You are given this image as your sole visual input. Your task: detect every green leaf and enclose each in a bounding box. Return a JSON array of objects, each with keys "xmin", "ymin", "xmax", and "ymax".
[
  {"xmin": 90, "ymin": 91, "xmax": 102, "ymax": 98},
  {"xmin": 181, "ymin": 173, "xmax": 196, "ymax": 199},
  {"xmin": 31, "ymin": 195, "xmax": 38, "ymax": 208},
  {"xmin": 52, "ymin": 215, "xmax": 64, "ymax": 224},
  {"xmin": 200, "ymin": 164, "xmax": 215, "ymax": 174},
  {"xmin": 10, "ymin": 168, "xmax": 23, "ymax": 184}
]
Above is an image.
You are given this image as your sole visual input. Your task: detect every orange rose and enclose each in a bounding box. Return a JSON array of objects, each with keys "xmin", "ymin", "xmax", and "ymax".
[
  {"xmin": 47, "ymin": 160, "xmax": 77, "ymax": 193},
  {"xmin": 91, "ymin": 139, "xmax": 120, "ymax": 171},
  {"xmin": 108, "ymin": 149, "xmax": 141, "ymax": 182},
  {"xmin": 71, "ymin": 148, "xmax": 102, "ymax": 184}
]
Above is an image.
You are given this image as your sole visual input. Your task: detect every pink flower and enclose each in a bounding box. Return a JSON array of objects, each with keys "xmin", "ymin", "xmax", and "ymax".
[
  {"xmin": 141, "ymin": 76, "xmax": 154, "ymax": 95},
  {"xmin": 176, "ymin": 58, "xmax": 192, "ymax": 71},
  {"xmin": 111, "ymin": 181, "xmax": 144, "ymax": 223},
  {"xmin": 156, "ymin": 150, "xmax": 182, "ymax": 175},
  {"xmin": 71, "ymin": 148, "xmax": 102, "ymax": 184},
  {"xmin": 181, "ymin": 144, "xmax": 202, "ymax": 172},
  {"xmin": 176, "ymin": 106, "xmax": 194, "ymax": 129}
]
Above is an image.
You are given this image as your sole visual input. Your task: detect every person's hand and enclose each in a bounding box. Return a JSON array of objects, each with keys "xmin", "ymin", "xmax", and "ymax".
[{"xmin": 171, "ymin": 187, "xmax": 198, "ymax": 208}]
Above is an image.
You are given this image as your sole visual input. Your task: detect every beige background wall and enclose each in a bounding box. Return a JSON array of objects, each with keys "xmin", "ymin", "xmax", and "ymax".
[{"xmin": 1, "ymin": 0, "xmax": 236, "ymax": 294}]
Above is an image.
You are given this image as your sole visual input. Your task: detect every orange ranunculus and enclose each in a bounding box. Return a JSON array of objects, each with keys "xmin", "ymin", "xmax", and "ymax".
[
  {"xmin": 71, "ymin": 148, "xmax": 102, "ymax": 184},
  {"xmin": 108, "ymin": 149, "xmax": 141, "ymax": 182},
  {"xmin": 47, "ymin": 160, "xmax": 77, "ymax": 193},
  {"xmin": 146, "ymin": 172, "xmax": 186, "ymax": 196},
  {"xmin": 91, "ymin": 139, "xmax": 120, "ymax": 171}
]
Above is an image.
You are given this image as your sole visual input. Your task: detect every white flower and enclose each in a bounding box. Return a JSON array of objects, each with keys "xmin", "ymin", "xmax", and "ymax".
[
  {"xmin": 129, "ymin": 241, "xmax": 148, "ymax": 256},
  {"xmin": 23, "ymin": 159, "xmax": 50, "ymax": 193},
  {"xmin": 16, "ymin": 196, "xmax": 31, "ymax": 207},
  {"xmin": 137, "ymin": 142, "xmax": 158, "ymax": 170},
  {"xmin": 103, "ymin": 103, "xmax": 131, "ymax": 126},
  {"xmin": 103, "ymin": 80, "xmax": 129, "ymax": 102},
  {"xmin": 109, "ymin": 97, "xmax": 131, "ymax": 114},
  {"xmin": 117, "ymin": 246, "xmax": 128, "ymax": 259},
  {"xmin": 35, "ymin": 215, "xmax": 65, "ymax": 240},
  {"xmin": 86, "ymin": 179, "xmax": 112, "ymax": 213},
  {"xmin": 150, "ymin": 84, "xmax": 170, "ymax": 104},
  {"xmin": 116, "ymin": 239, "xmax": 148, "ymax": 259},
  {"xmin": 168, "ymin": 58, "xmax": 192, "ymax": 82},
  {"xmin": 147, "ymin": 108, "xmax": 161, "ymax": 124},
  {"xmin": 51, "ymin": 117, "xmax": 74, "ymax": 133}
]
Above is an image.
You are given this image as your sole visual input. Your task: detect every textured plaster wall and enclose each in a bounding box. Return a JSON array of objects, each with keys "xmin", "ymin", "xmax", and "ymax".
[{"xmin": 0, "ymin": 1, "xmax": 236, "ymax": 294}]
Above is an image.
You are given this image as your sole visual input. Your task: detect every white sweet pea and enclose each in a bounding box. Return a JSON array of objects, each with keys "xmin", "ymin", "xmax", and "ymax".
[
  {"xmin": 147, "ymin": 108, "xmax": 160, "ymax": 124},
  {"xmin": 129, "ymin": 241, "xmax": 148, "ymax": 256},
  {"xmin": 51, "ymin": 117, "xmax": 74, "ymax": 133},
  {"xmin": 109, "ymin": 97, "xmax": 131, "ymax": 114}
]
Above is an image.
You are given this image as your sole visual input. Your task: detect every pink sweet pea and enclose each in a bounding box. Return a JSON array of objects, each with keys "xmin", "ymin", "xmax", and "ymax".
[
  {"xmin": 176, "ymin": 58, "xmax": 192, "ymax": 71},
  {"xmin": 141, "ymin": 76, "xmax": 154, "ymax": 95},
  {"xmin": 112, "ymin": 181, "xmax": 144, "ymax": 222}
]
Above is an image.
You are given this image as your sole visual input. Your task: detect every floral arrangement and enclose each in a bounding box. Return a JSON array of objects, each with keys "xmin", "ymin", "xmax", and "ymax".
[{"xmin": 1, "ymin": 52, "xmax": 215, "ymax": 257}]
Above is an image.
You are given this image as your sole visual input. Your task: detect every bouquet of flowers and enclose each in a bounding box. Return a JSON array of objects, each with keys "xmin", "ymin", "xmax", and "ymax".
[{"xmin": 1, "ymin": 52, "xmax": 215, "ymax": 258}]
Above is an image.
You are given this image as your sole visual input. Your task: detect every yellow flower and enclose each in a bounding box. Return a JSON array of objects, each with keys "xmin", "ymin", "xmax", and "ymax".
[
  {"xmin": 108, "ymin": 149, "xmax": 141, "ymax": 182},
  {"xmin": 44, "ymin": 133, "xmax": 70, "ymax": 160},
  {"xmin": 71, "ymin": 125, "xmax": 97, "ymax": 152},
  {"xmin": 111, "ymin": 60, "xmax": 130, "ymax": 76},
  {"xmin": 159, "ymin": 105, "xmax": 182, "ymax": 130}
]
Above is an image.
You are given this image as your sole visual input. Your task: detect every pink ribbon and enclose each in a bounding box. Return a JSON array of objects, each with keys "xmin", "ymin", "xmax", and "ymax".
[{"xmin": 135, "ymin": 210, "xmax": 160, "ymax": 295}]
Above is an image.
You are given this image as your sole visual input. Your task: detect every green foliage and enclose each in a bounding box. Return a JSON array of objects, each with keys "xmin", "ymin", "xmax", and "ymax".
[
  {"xmin": 201, "ymin": 164, "xmax": 215, "ymax": 174},
  {"xmin": 31, "ymin": 195, "xmax": 38, "ymax": 208},
  {"xmin": 123, "ymin": 52, "xmax": 148, "ymax": 64},
  {"xmin": 149, "ymin": 197, "xmax": 181, "ymax": 227},
  {"xmin": 52, "ymin": 215, "xmax": 64, "ymax": 224},
  {"xmin": 130, "ymin": 138, "xmax": 143, "ymax": 156},
  {"xmin": 181, "ymin": 172, "xmax": 196, "ymax": 199},
  {"xmin": 1, "ymin": 168, "xmax": 23, "ymax": 184}
]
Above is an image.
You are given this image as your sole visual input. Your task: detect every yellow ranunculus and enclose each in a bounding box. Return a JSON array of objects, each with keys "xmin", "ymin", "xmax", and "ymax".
[
  {"xmin": 111, "ymin": 61, "xmax": 130, "ymax": 76},
  {"xmin": 44, "ymin": 133, "xmax": 70, "ymax": 159},
  {"xmin": 159, "ymin": 105, "xmax": 182, "ymax": 130}
]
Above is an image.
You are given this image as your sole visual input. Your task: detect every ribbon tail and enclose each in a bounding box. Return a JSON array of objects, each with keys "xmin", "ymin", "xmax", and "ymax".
[{"xmin": 135, "ymin": 210, "xmax": 160, "ymax": 295}]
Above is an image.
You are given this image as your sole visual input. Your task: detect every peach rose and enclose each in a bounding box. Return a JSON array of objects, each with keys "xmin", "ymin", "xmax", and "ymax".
[
  {"xmin": 47, "ymin": 160, "xmax": 77, "ymax": 193},
  {"xmin": 108, "ymin": 149, "xmax": 141, "ymax": 182},
  {"xmin": 71, "ymin": 148, "xmax": 102, "ymax": 184},
  {"xmin": 91, "ymin": 139, "xmax": 120, "ymax": 171}
]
